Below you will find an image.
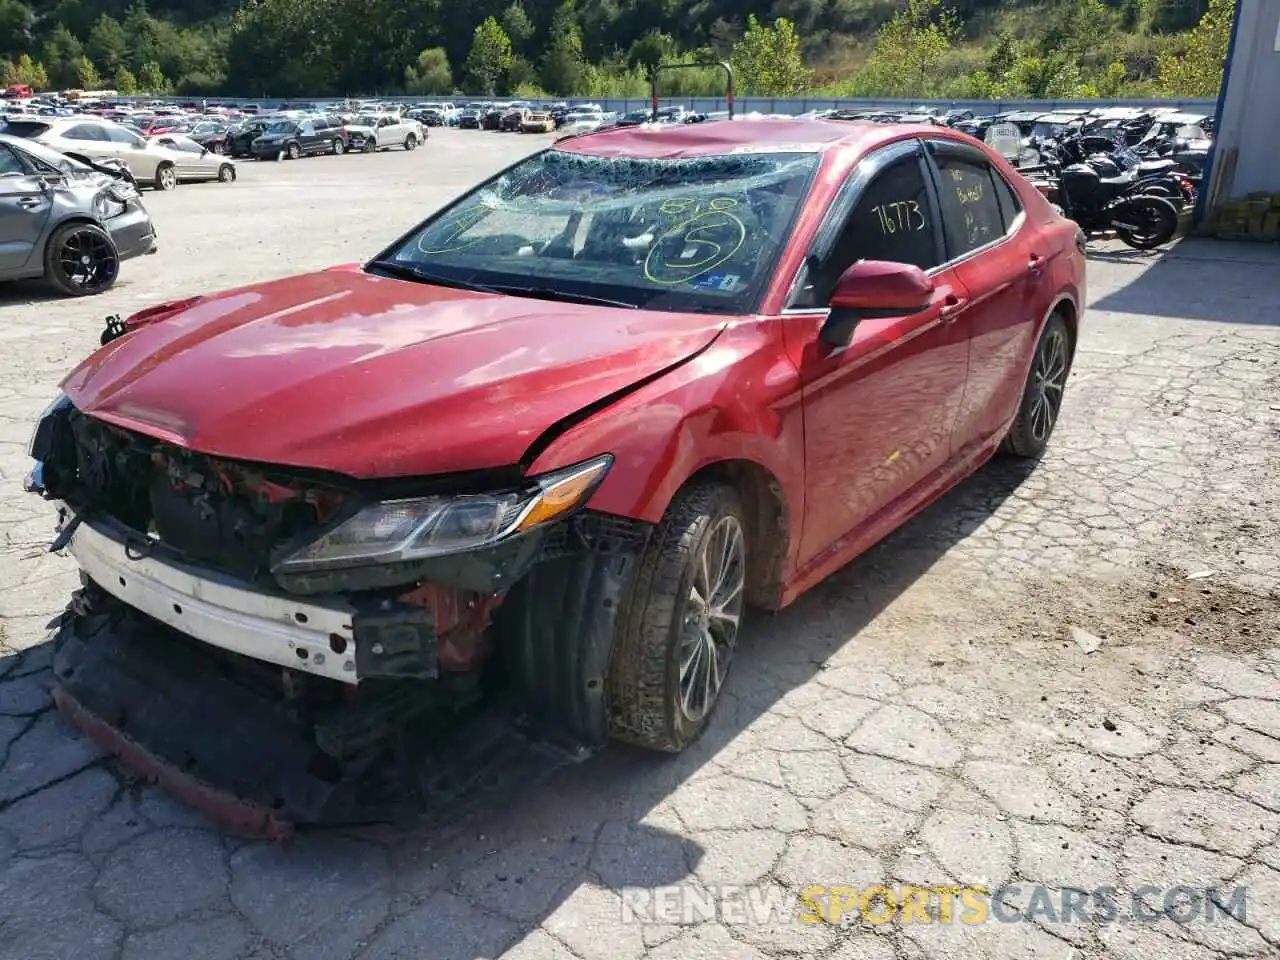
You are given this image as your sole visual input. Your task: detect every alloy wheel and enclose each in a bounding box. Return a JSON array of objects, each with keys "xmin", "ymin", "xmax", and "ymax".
[
  {"xmin": 677, "ymin": 515, "xmax": 745, "ymax": 723},
  {"xmin": 1029, "ymin": 325, "xmax": 1069, "ymax": 443},
  {"xmin": 57, "ymin": 229, "xmax": 118, "ymax": 292}
]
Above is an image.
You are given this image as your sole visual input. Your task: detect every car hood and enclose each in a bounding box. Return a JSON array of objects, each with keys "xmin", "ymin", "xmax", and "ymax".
[{"xmin": 61, "ymin": 269, "xmax": 727, "ymax": 479}]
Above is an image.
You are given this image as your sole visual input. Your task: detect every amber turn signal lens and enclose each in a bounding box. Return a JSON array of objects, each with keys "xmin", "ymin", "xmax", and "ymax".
[{"xmin": 514, "ymin": 458, "xmax": 610, "ymax": 532}]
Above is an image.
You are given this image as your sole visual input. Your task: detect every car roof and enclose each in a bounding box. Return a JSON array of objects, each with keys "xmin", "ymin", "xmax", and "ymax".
[{"xmin": 555, "ymin": 116, "xmax": 930, "ymax": 160}]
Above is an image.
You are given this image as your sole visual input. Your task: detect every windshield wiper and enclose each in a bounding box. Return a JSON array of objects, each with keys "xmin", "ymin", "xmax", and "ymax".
[
  {"xmin": 480, "ymin": 284, "xmax": 639, "ymax": 310},
  {"xmin": 368, "ymin": 262, "xmax": 639, "ymax": 309},
  {"xmin": 366, "ymin": 260, "xmax": 501, "ymax": 294}
]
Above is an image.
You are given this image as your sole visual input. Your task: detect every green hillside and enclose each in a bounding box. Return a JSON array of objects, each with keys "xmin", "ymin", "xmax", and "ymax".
[{"xmin": 0, "ymin": 0, "xmax": 1232, "ymax": 100}]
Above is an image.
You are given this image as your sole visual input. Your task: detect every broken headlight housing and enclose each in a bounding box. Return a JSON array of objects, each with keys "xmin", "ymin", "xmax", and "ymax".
[{"xmin": 272, "ymin": 454, "xmax": 612, "ymax": 574}]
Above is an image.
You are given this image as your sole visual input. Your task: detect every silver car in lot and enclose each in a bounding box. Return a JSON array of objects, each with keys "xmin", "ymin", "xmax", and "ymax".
[{"xmin": 0, "ymin": 133, "xmax": 157, "ymax": 296}]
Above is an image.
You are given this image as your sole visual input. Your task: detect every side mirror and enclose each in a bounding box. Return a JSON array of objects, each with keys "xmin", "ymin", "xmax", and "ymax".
[{"xmin": 820, "ymin": 260, "xmax": 935, "ymax": 349}]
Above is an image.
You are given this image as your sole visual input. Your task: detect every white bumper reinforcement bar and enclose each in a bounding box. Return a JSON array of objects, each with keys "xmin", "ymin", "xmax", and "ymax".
[{"xmin": 69, "ymin": 519, "xmax": 361, "ymax": 685}]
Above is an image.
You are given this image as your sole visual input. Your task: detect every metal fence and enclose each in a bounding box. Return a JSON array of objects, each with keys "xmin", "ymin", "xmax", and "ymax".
[{"xmin": 116, "ymin": 95, "xmax": 1219, "ymax": 115}]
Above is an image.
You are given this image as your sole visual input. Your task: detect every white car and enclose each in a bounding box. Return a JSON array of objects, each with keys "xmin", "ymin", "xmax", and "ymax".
[
  {"xmin": 8, "ymin": 116, "xmax": 193, "ymax": 190},
  {"xmin": 344, "ymin": 113, "xmax": 426, "ymax": 153},
  {"xmin": 558, "ymin": 109, "xmax": 607, "ymax": 137},
  {"xmin": 148, "ymin": 133, "xmax": 238, "ymax": 183}
]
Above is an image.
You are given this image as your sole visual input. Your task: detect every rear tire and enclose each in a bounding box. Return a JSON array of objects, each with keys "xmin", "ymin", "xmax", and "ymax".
[
  {"xmin": 331, "ymin": 138, "xmax": 345, "ymax": 155},
  {"xmin": 1112, "ymin": 195, "xmax": 1178, "ymax": 250},
  {"xmin": 1001, "ymin": 313, "xmax": 1073, "ymax": 459},
  {"xmin": 43, "ymin": 222, "xmax": 120, "ymax": 297},
  {"xmin": 287, "ymin": 141, "xmax": 301, "ymax": 160},
  {"xmin": 153, "ymin": 163, "xmax": 177, "ymax": 191},
  {"xmin": 607, "ymin": 484, "xmax": 746, "ymax": 753}
]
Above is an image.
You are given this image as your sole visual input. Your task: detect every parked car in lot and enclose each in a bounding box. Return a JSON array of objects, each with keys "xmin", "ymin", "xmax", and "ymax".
[
  {"xmin": 149, "ymin": 133, "xmax": 238, "ymax": 183},
  {"xmin": 26, "ymin": 117, "xmax": 1084, "ymax": 832},
  {"xmin": 251, "ymin": 116, "xmax": 347, "ymax": 159},
  {"xmin": 500, "ymin": 103, "xmax": 533, "ymax": 132},
  {"xmin": 520, "ymin": 110, "xmax": 557, "ymax": 134},
  {"xmin": 225, "ymin": 118, "xmax": 272, "ymax": 157},
  {"xmin": 187, "ymin": 120, "xmax": 232, "ymax": 154},
  {"xmin": 482, "ymin": 104, "xmax": 507, "ymax": 130},
  {"xmin": 557, "ymin": 108, "xmax": 608, "ymax": 138},
  {"xmin": 343, "ymin": 113, "xmax": 425, "ymax": 152},
  {"xmin": 0, "ymin": 133, "xmax": 155, "ymax": 296},
  {"xmin": 2, "ymin": 116, "xmax": 193, "ymax": 190}
]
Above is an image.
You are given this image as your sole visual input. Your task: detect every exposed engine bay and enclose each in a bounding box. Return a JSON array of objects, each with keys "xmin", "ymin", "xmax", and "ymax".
[{"xmin": 29, "ymin": 400, "xmax": 652, "ymax": 837}]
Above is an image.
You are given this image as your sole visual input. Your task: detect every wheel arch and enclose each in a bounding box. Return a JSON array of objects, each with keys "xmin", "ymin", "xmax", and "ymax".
[
  {"xmin": 1048, "ymin": 292, "xmax": 1079, "ymax": 354},
  {"xmin": 677, "ymin": 459, "xmax": 790, "ymax": 611}
]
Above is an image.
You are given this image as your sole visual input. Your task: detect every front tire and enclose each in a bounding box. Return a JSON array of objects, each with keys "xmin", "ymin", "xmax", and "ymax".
[
  {"xmin": 331, "ymin": 138, "xmax": 345, "ymax": 155},
  {"xmin": 217, "ymin": 163, "xmax": 236, "ymax": 183},
  {"xmin": 1001, "ymin": 313, "xmax": 1073, "ymax": 459},
  {"xmin": 404, "ymin": 134, "xmax": 418, "ymax": 151},
  {"xmin": 153, "ymin": 163, "xmax": 177, "ymax": 191},
  {"xmin": 608, "ymin": 484, "xmax": 746, "ymax": 752},
  {"xmin": 287, "ymin": 141, "xmax": 301, "ymax": 160}
]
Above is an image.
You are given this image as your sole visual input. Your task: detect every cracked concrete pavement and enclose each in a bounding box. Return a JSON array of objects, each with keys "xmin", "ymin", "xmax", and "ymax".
[{"xmin": 1, "ymin": 131, "xmax": 1278, "ymax": 960}]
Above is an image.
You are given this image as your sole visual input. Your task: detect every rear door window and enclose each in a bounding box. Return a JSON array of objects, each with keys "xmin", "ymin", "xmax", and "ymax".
[
  {"xmin": 927, "ymin": 141, "xmax": 1016, "ymax": 259},
  {"xmin": 64, "ymin": 123, "xmax": 110, "ymax": 142}
]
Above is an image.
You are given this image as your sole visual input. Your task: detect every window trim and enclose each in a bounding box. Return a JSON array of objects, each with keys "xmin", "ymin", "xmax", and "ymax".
[
  {"xmin": 782, "ymin": 138, "xmax": 943, "ymax": 314},
  {"xmin": 922, "ymin": 138, "xmax": 1025, "ymax": 271}
]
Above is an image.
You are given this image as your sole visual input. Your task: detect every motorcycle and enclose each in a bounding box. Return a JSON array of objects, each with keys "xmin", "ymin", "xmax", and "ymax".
[{"xmin": 1027, "ymin": 156, "xmax": 1180, "ymax": 250}]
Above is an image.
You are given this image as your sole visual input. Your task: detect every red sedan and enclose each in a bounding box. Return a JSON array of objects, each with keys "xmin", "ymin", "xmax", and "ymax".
[{"xmin": 28, "ymin": 117, "xmax": 1084, "ymax": 831}]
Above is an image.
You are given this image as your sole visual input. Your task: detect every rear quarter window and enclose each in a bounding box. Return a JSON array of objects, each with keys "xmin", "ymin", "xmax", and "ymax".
[{"xmin": 2, "ymin": 120, "xmax": 53, "ymax": 139}]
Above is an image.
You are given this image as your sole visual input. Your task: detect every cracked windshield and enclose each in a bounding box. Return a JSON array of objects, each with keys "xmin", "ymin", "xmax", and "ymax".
[{"xmin": 382, "ymin": 151, "xmax": 818, "ymax": 312}]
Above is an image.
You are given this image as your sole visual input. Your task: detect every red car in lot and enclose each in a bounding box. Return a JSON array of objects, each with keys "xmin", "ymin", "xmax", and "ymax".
[{"xmin": 29, "ymin": 118, "xmax": 1084, "ymax": 832}]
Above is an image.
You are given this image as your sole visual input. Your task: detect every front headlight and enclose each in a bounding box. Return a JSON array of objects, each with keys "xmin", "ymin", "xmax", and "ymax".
[
  {"xmin": 272, "ymin": 454, "xmax": 612, "ymax": 573},
  {"xmin": 29, "ymin": 392, "xmax": 71, "ymax": 457}
]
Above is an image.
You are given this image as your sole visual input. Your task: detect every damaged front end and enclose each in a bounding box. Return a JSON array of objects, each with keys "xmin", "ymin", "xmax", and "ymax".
[{"xmin": 27, "ymin": 398, "xmax": 651, "ymax": 835}]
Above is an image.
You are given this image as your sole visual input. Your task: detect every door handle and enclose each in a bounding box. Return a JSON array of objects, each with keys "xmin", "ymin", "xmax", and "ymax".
[
  {"xmin": 1028, "ymin": 253, "xmax": 1045, "ymax": 274},
  {"xmin": 18, "ymin": 197, "xmax": 42, "ymax": 209},
  {"xmin": 939, "ymin": 293, "xmax": 968, "ymax": 322}
]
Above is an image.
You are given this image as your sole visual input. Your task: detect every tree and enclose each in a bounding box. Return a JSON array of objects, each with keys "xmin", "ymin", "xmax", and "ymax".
[
  {"xmin": 13, "ymin": 52, "xmax": 48, "ymax": 89},
  {"xmin": 851, "ymin": 0, "xmax": 959, "ymax": 98},
  {"xmin": 540, "ymin": 4, "xmax": 589, "ymax": 95},
  {"xmin": 707, "ymin": 17, "xmax": 740, "ymax": 58},
  {"xmin": 501, "ymin": 2, "xmax": 535, "ymax": 54},
  {"xmin": 42, "ymin": 25, "xmax": 84, "ymax": 89},
  {"xmin": 405, "ymin": 47, "xmax": 453, "ymax": 94},
  {"xmin": 87, "ymin": 14, "xmax": 129, "ymax": 76},
  {"xmin": 505, "ymin": 55, "xmax": 539, "ymax": 91},
  {"xmin": 731, "ymin": 15, "xmax": 810, "ymax": 96},
  {"xmin": 1118, "ymin": 0, "xmax": 1143, "ymax": 31},
  {"xmin": 0, "ymin": 0, "xmax": 35, "ymax": 61},
  {"xmin": 114, "ymin": 66, "xmax": 138, "ymax": 94},
  {"xmin": 627, "ymin": 31, "xmax": 673, "ymax": 75},
  {"xmin": 986, "ymin": 30, "xmax": 1017, "ymax": 79},
  {"xmin": 464, "ymin": 16, "xmax": 513, "ymax": 94},
  {"xmin": 1095, "ymin": 60, "xmax": 1128, "ymax": 97},
  {"xmin": 1041, "ymin": 0, "xmax": 1112, "ymax": 61},
  {"xmin": 75, "ymin": 57, "xmax": 103, "ymax": 89},
  {"xmin": 1157, "ymin": 0, "xmax": 1232, "ymax": 97},
  {"xmin": 226, "ymin": 0, "xmax": 340, "ymax": 97},
  {"xmin": 137, "ymin": 60, "xmax": 170, "ymax": 94}
]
